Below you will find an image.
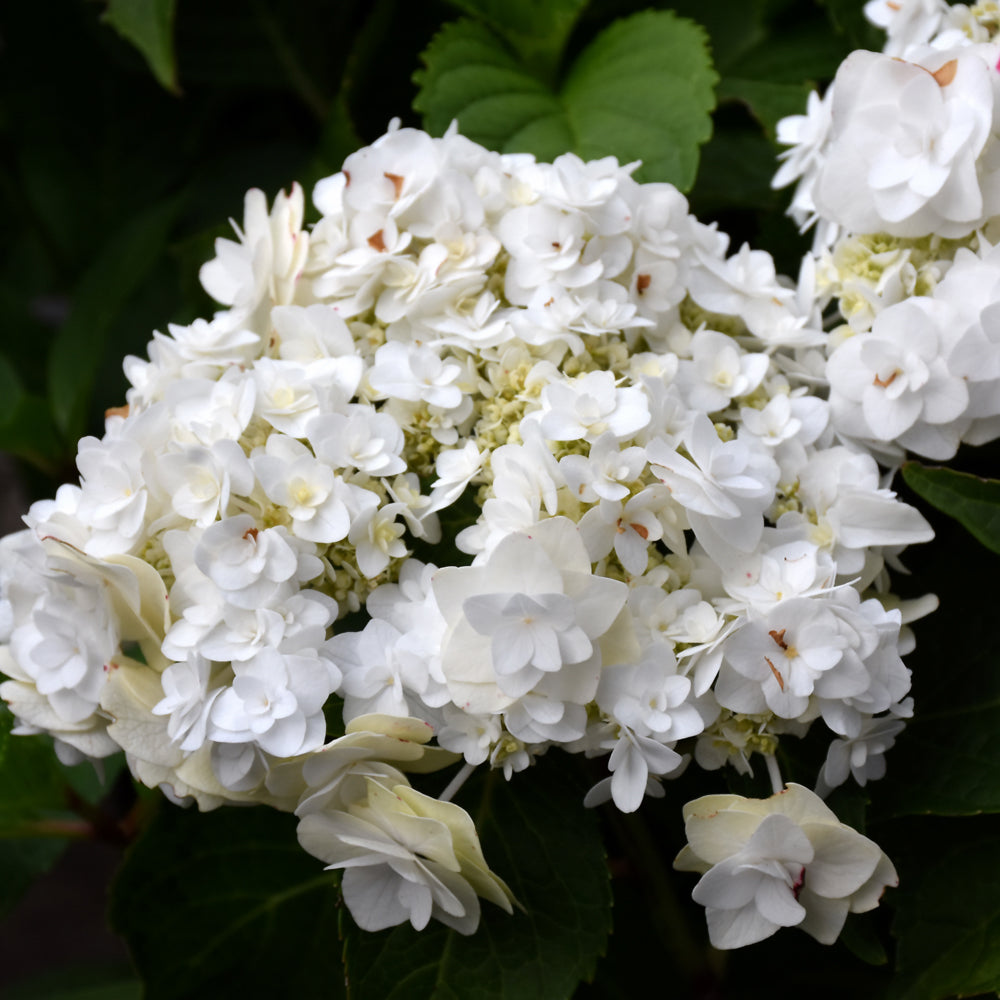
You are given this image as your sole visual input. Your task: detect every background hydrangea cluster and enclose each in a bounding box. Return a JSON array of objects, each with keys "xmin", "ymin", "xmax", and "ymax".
[{"xmin": 3, "ymin": 0, "xmax": 1000, "ymax": 997}]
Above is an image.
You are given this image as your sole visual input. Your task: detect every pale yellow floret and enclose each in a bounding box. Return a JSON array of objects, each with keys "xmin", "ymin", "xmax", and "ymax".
[
  {"xmin": 770, "ymin": 480, "xmax": 802, "ymax": 519},
  {"xmin": 968, "ymin": 1, "xmax": 1000, "ymax": 37},
  {"xmin": 138, "ymin": 532, "xmax": 175, "ymax": 593},
  {"xmin": 679, "ymin": 296, "xmax": 748, "ymax": 338},
  {"xmin": 821, "ymin": 232, "xmax": 977, "ymax": 330},
  {"xmin": 237, "ymin": 417, "xmax": 273, "ymax": 454},
  {"xmin": 316, "ymin": 544, "xmax": 404, "ymax": 618},
  {"xmin": 704, "ymin": 710, "xmax": 779, "ymax": 761}
]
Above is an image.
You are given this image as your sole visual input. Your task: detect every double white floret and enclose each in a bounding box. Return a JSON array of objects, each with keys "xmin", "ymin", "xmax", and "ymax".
[{"xmin": 675, "ymin": 784, "xmax": 897, "ymax": 949}]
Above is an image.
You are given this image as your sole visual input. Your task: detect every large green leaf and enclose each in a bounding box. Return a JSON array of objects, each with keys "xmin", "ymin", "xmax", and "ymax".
[
  {"xmin": 109, "ymin": 803, "xmax": 345, "ymax": 999},
  {"xmin": 102, "ymin": 0, "xmax": 180, "ymax": 94},
  {"xmin": 47, "ymin": 196, "xmax": 182, "ymax": 440},
  {"xmin": 343, "ymin": 756, "xmax": 612, "ymax": 1000},
  {"xmin": 902, "ymin": 463, "xmax": 1000, "ymax": 555},
  {"xmin": 889, "ymin": 837, "xmax": 1000, "ymax": 999},
  {"xmin": 414, "ymin": 11, "xmax": 717, "ymax": 190},
  {"xmin": 443, "ymin": 0, "xmax": 587, "ymax": 82}
]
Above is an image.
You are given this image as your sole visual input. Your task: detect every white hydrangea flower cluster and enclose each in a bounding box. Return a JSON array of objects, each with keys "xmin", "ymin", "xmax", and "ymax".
[
  {"xmin": 1, "ymin": 121, "xmax": 933, "ymax": 945},
  {"xmin": 774, "ymin": 0, "xmax": 1000, "ymax": 460}
]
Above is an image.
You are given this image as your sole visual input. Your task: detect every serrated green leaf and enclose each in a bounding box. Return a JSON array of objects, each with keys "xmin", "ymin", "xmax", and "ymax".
[
  {"xmin": 343, "ymin": 757, "xmax": 612, "ymax": 1000},
  {"xmin": 47, "ymin": 196, "xmax": 181, "ymax": 440},
  {"xmin": 890, "ymin": 838, "xmax": 1000, "ymax": 999},
  {"xmin": 560, "ymin": 12, "xmax": 717, "ymax": 187},
  {"xmin": 902, "ymin": 463, "xmax": 1000, "ymax": 555},
  {"xmin": 444, "ymin": 0, "xmax": 586, "ymax": 45},
  {"xmin": 444, "ymin": 0, "xmax": 587, "ymax": 82},
  {"xmin": 102, "ymin": 0, "xmax": 180, "ymax": 94},
  {"xmin": 415, "ymin": 11, "xmax": 717, "ymax": 190},
  {"xmin": 415, "ymin": 20, "xmax": 562, "ymax": 149},
  {"xmin": 109, "ymin": 804, "xmax": 345, "ymax": 999}
]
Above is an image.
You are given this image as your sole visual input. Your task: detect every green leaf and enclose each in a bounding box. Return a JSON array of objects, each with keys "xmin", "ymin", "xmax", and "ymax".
[
  {"xmin": 873, "ymin": 499, "xmax": 1000, "ymax": 818},
  {"xmin": 716, "ymin": 24, "xmax": 846, "ymax": 135},
  {"xmin": 0, "ymin": 727, "xmax": 70, "ymax": 829},
  {"xmin": 109, "ymin": 803, "xmax": 346, "ymax": 999},
  {"xmin": 716, "ymin": 78, "xmax": 813, "ymax": 135},
  {"xmin": 47, "ymin": 196, "xmax": 182, "ymax": 440},
  {"xmin": 443, "ymin": 0, "xmax": 587, "ymax": 82},
  {"xmin": 890, "ymin": 838, "xmax": 1000, "ymax": 999},
  {"xmin": 724, "ymin": 25, "xmax": 846, "ymax": 85},
  {"xmin": 102, "ymin": 0, "xmax": 180, "ymax": 94},
  {"xmin": 0, "ymin": 722, "xmax": 73, "ymax": 914},
  {"xmin": 300, "ymin": 96, "xmax": 364, "ymax": 204},
  {"xmin": 0, "ymin": 393, "xmax": 65, "ymax": 471},
  {"xmin": 414, "ymin": 11, "xmax": 717, "ymax": 190},
  {"xmin": 816, "ymin": 0, "xmax": 884, "ymax": 49},
  {"xmin": 659, "ymin": 0, "xmax": 766, "ymax": 73},
  {"xmin": 839, "ymin": 913, "xmax": 890, "ymax": 967},
  {"xmin": 444, "ymin": 0, "xmax": 586, "ymax": 47},
  {"xmin": 689, "ymin": 129, "xmax": 784, "ymax": 215},
  {"xmin": 902, "ymin": 463, "xmax": 1000, "ymax": 555},
  {"xmin": 343, "ymin": 756, "xmax": 612, "ymax": 1000}
]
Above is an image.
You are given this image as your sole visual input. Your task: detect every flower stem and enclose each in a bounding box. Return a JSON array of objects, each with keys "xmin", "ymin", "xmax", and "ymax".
[
  {"xmin": 0, "ymin": 819, "xmax": 93, "ymax": 839},
  {"xmin": 439, "ymin": 762, "xmax": 476, "ymax": 803},
  {"xmin": 765, "ymin": 753, "xmax": 784, "ymax": 795}
]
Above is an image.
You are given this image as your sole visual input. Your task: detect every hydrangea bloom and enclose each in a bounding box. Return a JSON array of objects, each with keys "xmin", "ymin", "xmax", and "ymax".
[{"xmin": 0, "ymin": 120, "xmax": 946, "ymax": 943}]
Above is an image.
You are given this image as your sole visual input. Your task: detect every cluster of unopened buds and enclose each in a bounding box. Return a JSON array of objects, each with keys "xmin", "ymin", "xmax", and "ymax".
[{"xmin": 5, "ymin": 0, "xmax": 1000, "ymax": 949}]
